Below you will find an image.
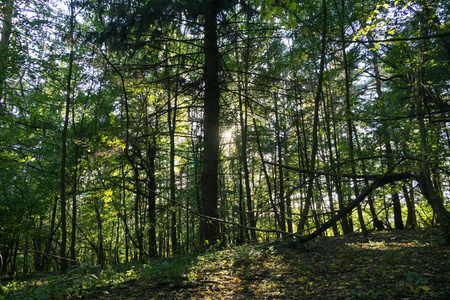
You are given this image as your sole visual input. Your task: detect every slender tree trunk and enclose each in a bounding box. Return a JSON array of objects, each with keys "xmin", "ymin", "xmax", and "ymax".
[
  {"xmin": 366, "ymin": 32, "xmax": 388, "ymax": 231},
  {"xmin": 94, "ymin": 196, "xmax": 105, "ymax": 265},
  {"xmin": 297, "ymin": 0, "xmax": 327, "ymax": 233},
  {"xmin": 166, "ymin": 46, "xmax": 178, "ymax": 254},
  {"xmin": 238, "ymin": 163, "xmax": 247, "ymax": 244},
  {"xmin": 133, "ymin": 169, "xmax": 144, "ymax": 260},
  {"xmin": 70, "ymin": 144, "xmax": 79, "ymax": 265},
  {"xmin": 201, "ymin": 0, "xmax": 221, "ymax": 246},
  {"xmin": 274, "ymin": 97, "xmax": 286, "ymax": 233},
  {"xmin": 147, "ymin": 140, "xmax": 157, "ymax": 257},
  {"xmin": 44, "ymin": 196, "xmax": 58, "ymax": 271},
  {"xmin": 403, "ymin": 184, "xmax": 417, "ymax": 229},
  {"xmin": 120, "ymin": 164, "xmax": 130, "ymax": 262},
  {"xmin": 249, "ymin": 101, "xmax": 281, "ymax": 230},
  {"xmin": 59, "ymin": 0, "xmax": 75, "ymax": 273},
  {"xmin": 365, "ymin": 177, "xmax": 385, "ymax": 230},
  {"xmin": 328, "ymin": 86, "xmax": 351, "ymax": 234},
  {"xmin": 23, "ymin": 233, "xmax": 28, "ymax": 274},
  {"xmin": 294, "ymin": 91, "xmax": 309, "ymax": 229},
  {"xmin": 337, "ymin": 0, "xmax": 367, "ymax": 235},
  {"xmin": 322, "ymin": 91, "xmax": 339, "ymax": 236}
]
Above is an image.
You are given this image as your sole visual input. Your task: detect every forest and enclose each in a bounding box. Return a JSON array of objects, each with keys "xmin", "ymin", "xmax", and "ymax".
[{"xmin": 1, "ymin": 0, "xmax": 450, "ymax": 297}]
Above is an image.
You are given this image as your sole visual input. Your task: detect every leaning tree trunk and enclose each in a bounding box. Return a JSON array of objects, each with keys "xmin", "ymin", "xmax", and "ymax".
[
  {"xmin": 415, "ymin": 76, "xmax": 450, "ymax": 243},
  {"xmin": 300, "ymin": 173, "xmax": 415, "ymax": 243}
]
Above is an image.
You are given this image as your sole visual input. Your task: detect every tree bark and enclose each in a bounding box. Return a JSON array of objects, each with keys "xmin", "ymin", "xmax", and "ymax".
[
  {"xmin": 59, "ymin": 0, "xmax": 75, "ymax": 273},
  {"xmin": 366, "ymin": 31, "xmax": 402, "ymax": 230},
  {"xmin": 167, "ymin": 51, "xmax": 178, "ymax": 254},
  {"xmin": 274, "ymin": 97, "xmax": 286, "ymax": 233},
  {"xmin": 242, "ymin": 12, "xmax": 257, "ymax": 240},
  {"xmin": 0, "ymin": 0, "xmax": 13, "ymax": 108},
  {"xmin": 201, "ymin": 0, "xmax": 221, "ymax": 246},
  {"xmin": 297, "ymin": 0, "xmax": 327, "ymax": 233}
]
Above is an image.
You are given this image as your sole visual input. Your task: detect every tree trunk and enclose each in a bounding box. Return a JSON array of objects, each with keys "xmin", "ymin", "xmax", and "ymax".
[
  {"xmin": 338, "ymin": 0, "xmax": 367, "ymax": 236},
  {"xmin": 201, "ymin": 0, "xmax": 221, "ymax": 246},
  {"xmin": 322, "ymin": 91, "xmax": 339, "ymax": 236},
  {"xmin": 166, "ymin": 48, "xmax": 178, "ymax": 254},
  {"xmin": 70, "ymin": 144, "xmax": 80, "ymax": 265},
  {"xmin": 413, "ymin": 26, "xmax": 450, "ymax": 243},
  {"xmin": 367, "ymin": 30, "xmax": 403, "ymax": 230},
  {"xmin": 0, "ymin": 0, "xmax": 13, "ymax": 108},
  {"xmin": 249, "ymin": 101, "xmax": 281, "ymax": 231},
  {"xmin": 367, "ymin": 189, "xmax": 385, "ymax": 230},
  {"xmin": 133, "ymin": 168, "xmax": 144, "ymax": 260},
  {"xmin": 300, "ymin": 173, "xmax": 415, "ymax": 243},
  {"xmin": 241, "ymin": 14, "xmax": 257, "ymax": 240},
  {"xmin": 94, "ymin": 196, "xmax": 105, "ymax": 265},
  {"xmin": 274, "ymin": 97, "xmax": 286, "ymax": 233},
  {"xmin": 59, "ymin": 0, "xmax": 75, "ymax": 273},
  {"xmin": 297, "ymin": 0, "xmax": 327, "ymax": 233},
  {"xmin": 403, "ymin": 184, "xmax": 417, "ymax": 229},
  {"xmin": 147, "ymin": 140, "xmax": 157, "ymax": 257}
]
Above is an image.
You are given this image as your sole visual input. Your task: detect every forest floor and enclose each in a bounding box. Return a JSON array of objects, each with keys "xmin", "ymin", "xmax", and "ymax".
[{"xmin": 1, "ymin": 228, "xmax": 449, "ymax": 299}]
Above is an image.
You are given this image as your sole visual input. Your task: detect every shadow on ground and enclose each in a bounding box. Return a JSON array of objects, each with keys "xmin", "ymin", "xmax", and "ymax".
[{"xmin": 94, "ymin": 229, "xmax": 449, "ymax": 299}]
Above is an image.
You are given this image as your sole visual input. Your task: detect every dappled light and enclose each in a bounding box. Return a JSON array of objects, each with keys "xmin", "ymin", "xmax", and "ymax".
[{"xmin": 1, "ymin": 229, "xmax": 448, "ymax": 298}]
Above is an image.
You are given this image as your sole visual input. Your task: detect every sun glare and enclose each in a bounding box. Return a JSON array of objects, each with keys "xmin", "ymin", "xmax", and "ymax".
[
  {"xmin": 223, "ymin": 129, "xmax": 233, "ymax": 140},
  {"xmin": 222, "ymin": 128, "xmax": 235, "ymax": 146}
]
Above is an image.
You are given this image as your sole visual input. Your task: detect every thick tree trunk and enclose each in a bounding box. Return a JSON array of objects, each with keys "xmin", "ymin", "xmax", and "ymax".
[
  {"xmin": 201, "ymin": 0, "xmax": 221, "ymax": 246},
  {"xmin": 0, "ymin": 0, "xmax": 13, "ymax": 108},
  {"xmin": 242, "ymin": 14, "xmax": 257, "ymax": 240}
]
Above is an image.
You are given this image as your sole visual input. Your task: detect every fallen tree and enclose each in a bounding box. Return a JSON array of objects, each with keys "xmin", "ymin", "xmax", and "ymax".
[{"xmin": 298, "ymin": 172, "xmax": 415, "ymax": 243}]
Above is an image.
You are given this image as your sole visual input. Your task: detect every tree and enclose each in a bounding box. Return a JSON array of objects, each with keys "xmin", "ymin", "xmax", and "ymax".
[
  {"xmin": 200, "ymin": 0, "xmax": 222, "ymax": 246},
  {"xmin": 0, "ymin": 0, "xmax": 13, "ymax": 109}
]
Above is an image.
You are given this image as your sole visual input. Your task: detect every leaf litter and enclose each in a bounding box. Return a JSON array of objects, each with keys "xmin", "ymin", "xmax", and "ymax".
[{"xmin": 2, "ymin": 228, "xmax": 449, "ymax": 299}]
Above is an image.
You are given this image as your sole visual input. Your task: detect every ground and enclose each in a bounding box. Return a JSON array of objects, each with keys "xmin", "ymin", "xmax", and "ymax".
[{"xmin": 1, "ymin": 229, "xmax": 449, "ymax": 299}]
